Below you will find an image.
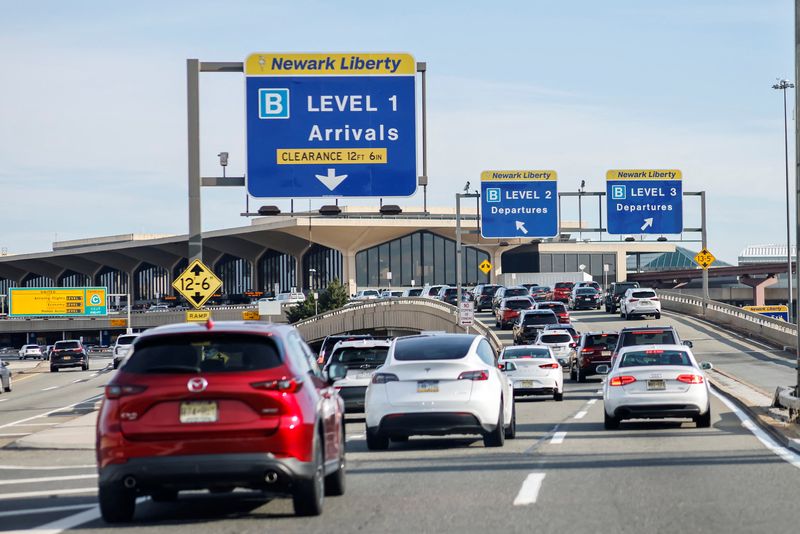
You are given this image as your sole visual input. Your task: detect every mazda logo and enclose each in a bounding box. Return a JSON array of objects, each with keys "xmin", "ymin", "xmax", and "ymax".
[{"xmin": 187, "ymin": 377, "xmax": 208, "ymax": 393}]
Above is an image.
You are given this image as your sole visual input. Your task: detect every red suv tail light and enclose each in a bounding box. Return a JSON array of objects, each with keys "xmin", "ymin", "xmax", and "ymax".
[
  {"xmin": 105, "ymin": 385, "xmax": 147, "ymax": 399},
  {"xmin": 458, "ymin": 370, "xmax": 489, "ymax": 381},
  {"xmin": 250, "ymin": 377, "xmax": 303, "ymax": 393},
  {"xmin": 372, "ymin": 373, "xmax": 399, "ymax": 384},
  {"xmin": 539, "ymin": 363, "xmax": 560, "ymax": 369},
  {"xmin": 676, "ymin": 374, "xmax": 704, "ymax": 384},
  {"xmin": 609, "ymin": 375, "xmax": 636, "ymax": 386}
]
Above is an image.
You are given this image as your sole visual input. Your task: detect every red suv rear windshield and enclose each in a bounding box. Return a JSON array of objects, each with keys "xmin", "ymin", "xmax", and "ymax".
[
  {"xmin": 555, "ymin": 283, "xmax": 574, "ymax": 289},
  {"xmin": 584, "ymin": 334, "xmax": 619, "ymax": 349},
  {"xmin": 123, "ymin": 334, "xmax": 282, "ymax": 374}
]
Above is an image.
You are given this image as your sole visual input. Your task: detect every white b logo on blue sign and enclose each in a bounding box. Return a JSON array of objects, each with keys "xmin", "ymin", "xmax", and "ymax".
[
  {"xmin": 259, "ymin": 88, "xmax": 290, "ymax": 119},
  {"xmin": 611, "ymin": 185, "xmax": 627, "ymax": 200},
  {"xmin": 486, "ymin": 188, "xmax": 501, "ymax": 203}
]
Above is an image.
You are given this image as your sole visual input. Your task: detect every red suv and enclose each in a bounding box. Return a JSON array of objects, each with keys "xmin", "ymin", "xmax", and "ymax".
[
  {"xmin": 569, "ymin": 332, "xmax": 619, "ymax": 382},
  {"xmin": 552, "ymin": 282, "xmax": 574, "ymax": 302},
  {"xmin": 96, "ymin": 321, "xmax": 347, "ymax": 522}
]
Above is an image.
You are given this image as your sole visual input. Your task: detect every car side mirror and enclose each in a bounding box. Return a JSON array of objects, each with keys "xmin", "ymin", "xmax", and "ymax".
[
  {"xmin": 327, "ymin": 363, "xmax": 347, "ymax": 384},
  {"xmin": 596, "ymin": 365, "xmax": 610, "ymax": 375},
  {"xmin": 699, "ymin": 361, "xmax": 713, "ymax": 371},
  {"xmin": 683, "ymin": 341, "xmax": 694, "ymax": 348}
]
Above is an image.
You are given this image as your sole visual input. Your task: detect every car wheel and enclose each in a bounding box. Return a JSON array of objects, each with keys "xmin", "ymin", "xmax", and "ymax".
[
  {"xmin": 553, "ymin": 389, "xmax": 564, "ymax": 401},
  {"xmin": 483, "ymin": 403, "xmax": 506, "ymax": 447},
  {"xmin": 504, "ymin": 402, "xmax": 517, "ymax": 439},
  {"xmin": 694, "ymin": 408, "xmax": 711, "ymax": 428},
  {"xmin": 569, "ymin": 365, "xmax": 577, "ymax": 381},
  {"xmin": 113, "ymin": 360, "xmax": 119, "ymax": 370},
  {"xmin": 577, "ymin": 368, "xmax": 586, "ymax": 383},
  {"xmin": 366, "ymin": 427, "xmax": 390, "ymax": 450},
  {"xmin": 4, "ymin": 386, "xmax": 10, "ymax": 393},
  {"xmin": 495, "ymin": 318, "xmax": 500, "ymax": 327},
  {"xmin": 99, "ymin": 484, "xmax": 136, "ymax": 523},
  {"xmin": 150, "ymin": 490, "xmax": 178, "ymax": 502},
  {"xmin": 324, "ymin": 426, "xmax": 346, "ymax": 497},
  {"xmin": 82, "ymin": 362, "xmax": 89, "ymax": 371},
  {"xmin": 655, "ymin": 313, "xmax": 661, "ymax": 320},
  {"xmin": 292, "ymin": 433, "xmax": 325, "ymax": 516},
  {"xmin": 604, "ymin": 411, "xmax": 620, "ymax": 430},
  {"xmin": 50, "ymin": 366, "xmax": 58, "ymax": 372}
]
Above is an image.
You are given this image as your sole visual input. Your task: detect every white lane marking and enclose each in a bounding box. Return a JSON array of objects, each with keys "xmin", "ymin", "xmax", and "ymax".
[
  {"xmin": 41, "ymin": 386, "xmax": 59, "ymax": 392},
  {"xmin": 71, "ymin": 379, "xmax": 88, "ymax": 384},
  {"xmin": 0, "ymin": 433, "xmax": 31, "ymax": 438},
  {"xmin": 513, "ymin": 473, "xmax": 546, "ymax": 506},
  {"xmin": 0, "ymin": 464, "xmax": 95, "ymax": 470},
  {"xmin": 525, "ymin": 424, "xmax": 561, "ymax": 454},
  {"xmin": 574, "ymin": 410, "xmax": 587, "ymax": 420},
  {"xmin": 10, "ymin": 422, "xmax": 59, "ymax": 427},
  {"xmin": 0, "ymin": 487, "xmax": 97, "ymax": 500},
  {"xmin": 346, "ymin": 433, "xmax": 365, "ymax": 441},
  {"xmin": 90, "ymin": 373, "xmax": 99, "ymax": 378},
  {"xmin": 587, "ymin": 399, "xmax": 598, "ymax": 405},
  {"xmin": 0, "ymin": 399, "xmax": 7, "ymax": 403},
  {"xmin": 5, "ymin": 505, "xmax": 101, "ymax": 534},
  {"xmin": 0, "ymin": 393, "xmax": 103, "ymax": 430},
  {"xmin": 0, "ymin": 504, "xmax": 94, "ymax": 519},
  {"xmin": 0, "ymin": 474, "xmax": 97, "ymax": 486},
  {"xmin": 711, "ymin": 390, "xmax": 800, "ymax": 470},
  {"xmin": 595, "ymin": 390, "xmax": 603, "ymax": 394},
  {"xmin": 550, "ymin": 431, "xmax": 567, "ymax": 444}
]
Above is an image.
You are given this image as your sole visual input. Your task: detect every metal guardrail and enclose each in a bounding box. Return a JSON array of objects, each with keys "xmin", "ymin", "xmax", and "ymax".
[{"xmin": 294, "ymin": 297, "xmax": 504, "ymax": 352}]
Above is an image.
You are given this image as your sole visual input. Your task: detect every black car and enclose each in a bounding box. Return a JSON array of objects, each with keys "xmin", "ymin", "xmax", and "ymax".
[
  {"xmin": 604, "ymin": 282, "xmax": 640, "ymax": 313},
  {"xmin": 512, "ymin": 310, "xmax": 559, "ymax": 345},
  {"xmin": 473, "ymin": 284, "xmax": 502, "ymax": 312},
  {"xmin": 50, "ymin": 340, "xmax": 89, "ymax": 372},
  {"xmin": 492, "ymin": 286, "xmax": 530, "ymax": 313},
  {"xmin": 569, "ymin": 287, "xmax": 601, "ymax": 310},
  {"xmin": 438, "ymin": 286, "xmax": 461, "ymax": 306}
]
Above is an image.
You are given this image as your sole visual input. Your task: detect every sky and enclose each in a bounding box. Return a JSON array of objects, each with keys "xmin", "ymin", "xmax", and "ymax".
[{"xmin": 0, "ymin": 0, "xmax": 795, "ymax": 263}]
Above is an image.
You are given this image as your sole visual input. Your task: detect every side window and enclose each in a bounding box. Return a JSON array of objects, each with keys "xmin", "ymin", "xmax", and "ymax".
[
  {"xmin": 476, "ymin": 339, "xmax": 496, "ymax": 366},
  {"xmin": 285, "ymin": 333, "xmax": 312, "ymax": 375},
  {"xmin": 300, "ymin": 339, "xmax": 323, "ymax": 378}
]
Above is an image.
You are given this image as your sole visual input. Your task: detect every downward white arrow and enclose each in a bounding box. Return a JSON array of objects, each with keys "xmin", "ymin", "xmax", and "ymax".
[
  {"xmin": 315, "ymin": 168, "xmax": 348, "ymax": 191},
  {"xmin": 640, "ymin": 218, "xmax": 654, "ymax": 231},
  {"xmin": 515, "ymin": 221, "xmax": 528, "ymax": 235}
]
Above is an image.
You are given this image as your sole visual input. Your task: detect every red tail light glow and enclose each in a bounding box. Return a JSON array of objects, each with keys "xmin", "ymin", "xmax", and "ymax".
[
  {"xmin": 458, "ymin": 370, "xmax": 489, "ymax": 381},
  {"xmin": 105, "ymin": 384, "xmax": 147, "ymax": 399},
  {"xmin": 609, "ymin": 375, "xmax": 636, "ymax": 386},
  {"xmin": 628, "ymin": 298, "xmax": 639, "ymax": 303},
  {"xmin": 372, "ymin": 373, "xmax": 399, "ymax": 384},
  {"xmin": 250, "ymin": 377, "xmax": 303, "ymax": 393},
  {"xmin": 539, "ymin": 363, "xmax": 560, "ymax": 369},
  {"xmin": 676, "ymin": 374, "xmax": 704, "ymax": 384}
]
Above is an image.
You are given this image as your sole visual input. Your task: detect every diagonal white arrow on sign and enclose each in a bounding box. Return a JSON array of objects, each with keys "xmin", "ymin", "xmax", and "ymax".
[
  {"xmin": 640, "ymin": 218, "xmax": 654, "ymax": 231},
  {"xmin": 315, "ymin": 168, "xmax": 348, "ymax": 191},
  {"xmin": 515, "ymin": 221, "xmax": 528, "ymax": 235}
]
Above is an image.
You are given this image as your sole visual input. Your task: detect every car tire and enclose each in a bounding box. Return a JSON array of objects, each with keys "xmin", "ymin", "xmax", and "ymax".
[
  {"xmin": 150, "ymin": 490, "xmax": 178, "ymax": 502},
  {"xmin": 655, "ymin": 313, "xmax": 661, "ymax": 320},
  {"xmin": 50, "ymin": 366, "xmax": 58, "ymax": 372},
  {"xmin": 366, "ymin": 427, "xmax": 390, "ymax": 450},
  {"xmin": 604, "ymin": 411, "xmax": 620, "ymax": 430},
  {"xmin": 98, "ymin": 484, "xmax": 136, "ymax": 523},
  {"xmin": 505, "ymin": 402, "xmax": 517, "ymax": 439},
  {"xmin": 4, "ymin": 386, "xmax": 10, "ymax": 393},
  {"xmin": 82, "ymin": 362, "xmax": 89, "ymax": 371},
  {"xmin": 569, "ymin": 365, "xmax": 577, "ymax": 381},
  {"xmin": 577, "ymin": 368, "xmax": 586, "ymax": 383},
  {"xmin": 292, "ymin": 433, "xmax": 325, "ymax": 516},
  {"xmin": 113, "ymin": 360, "xmax": 119, "ymax": 370},
  {"xmin": 694, "ymin": 408, "xmax": 711, "ymax": 428},
  {"xmin": 554, "ymin": 389, "xmax": 564, "ymax": 402},
  {"xmin": 324, "ymin": 426, "xmax": 346, "ymax": 497},
  {"xmin": 483, "ymin": 403, "xmax": 505, "ymax": 447}
]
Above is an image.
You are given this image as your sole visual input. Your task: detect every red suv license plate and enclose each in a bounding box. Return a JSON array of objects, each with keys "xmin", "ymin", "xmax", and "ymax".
[{"xmin": 180, "ymin": 401, "xmax": 218, "ymax": 423}]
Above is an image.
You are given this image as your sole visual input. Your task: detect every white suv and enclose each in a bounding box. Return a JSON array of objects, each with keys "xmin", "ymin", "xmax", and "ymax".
[
  {"xmin": 620, "ymin": 288, "xmax": 661, "ymax": 320},
  {"xmin": 19, "ymin": 344, "xmax": 43, "ymax": 360},
  {"xmin": 112, "ymin": 334, "xmax": 139, "ymax": 369},
  {"xmin": 535, "ymin": 329, "xmax": 575, "ymax": 367}
]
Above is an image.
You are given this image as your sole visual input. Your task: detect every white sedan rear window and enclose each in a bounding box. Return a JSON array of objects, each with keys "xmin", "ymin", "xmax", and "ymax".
[
  {"xmin": 540, "ymin": 334, "xmax": 571, "ymax": 344},
  {"xmin": 631, "ymin": 291, "xmax": 656, "ymax": 299}
]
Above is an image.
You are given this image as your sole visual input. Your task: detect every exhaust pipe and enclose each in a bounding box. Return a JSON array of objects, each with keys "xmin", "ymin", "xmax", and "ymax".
[
  {"xmin": 123, "ymin": 476, "xmax": 137, "ymax": 489},
  {"xmin": 264, "ymin": 471, "xmax": 279, "ymax": 484}
]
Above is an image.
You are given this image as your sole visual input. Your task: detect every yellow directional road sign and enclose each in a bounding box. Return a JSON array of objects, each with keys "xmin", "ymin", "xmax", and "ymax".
[
  {"xmin": 186, "ymin": 310, "xmax": 212, "ymax": 322},
  {"xmin": 694, "ymin": 248, "xmax": 716, "ymax": 270},
  {"xmin": 479, "ymin": 260, "xmax": 493, "ymax": 275},
  {"xmin": 172, "ymin": 260, "xmax": 222, "ymax": 309}
]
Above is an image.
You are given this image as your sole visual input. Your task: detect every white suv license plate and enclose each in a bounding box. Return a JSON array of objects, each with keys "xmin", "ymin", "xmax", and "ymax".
[
  {"xmin": 647, "ymin": 380, "xmax": 666, "ymax": 391},
  {"xmin": 180, "ymin": 401, "xmax": 218, "ymax": 423},
  {"xmin": 417, "ymin": 380, "xmax": 439, "ymax": 393}
]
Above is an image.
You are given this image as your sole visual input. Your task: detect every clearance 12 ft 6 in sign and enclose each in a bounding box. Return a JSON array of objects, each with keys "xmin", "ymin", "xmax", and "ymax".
[
  {"xmin": 245, "ymin": 52, "xmax": 417, "ymax": 198},
  {"xmin": 480, "ymin": 170, "xmax": 558, "ymax": 239}
]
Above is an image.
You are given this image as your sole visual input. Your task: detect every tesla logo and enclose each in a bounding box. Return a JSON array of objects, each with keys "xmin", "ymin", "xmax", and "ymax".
[{"xmin": 187, "ymin": 377, "xmax": 208, "ymax": 393}]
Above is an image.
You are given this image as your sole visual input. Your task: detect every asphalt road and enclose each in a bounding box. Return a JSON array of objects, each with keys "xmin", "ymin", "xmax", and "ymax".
[{"xmin": 0, "ymin": 310, "xmax": 799, "ymax": 533}]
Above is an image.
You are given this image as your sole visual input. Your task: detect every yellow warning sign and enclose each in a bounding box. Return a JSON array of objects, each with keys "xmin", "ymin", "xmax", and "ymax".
[
  {"xmin": 172, "ymin": 260, "xmax": 223, "ymax": 309},
  {"xmin": 479, "ymin": 260, "xmax": 493, "ymax": 275},
  {"xmin": 694, "ymin": 248, "xmax": 716, "ymax": 270},
  {"xmin": 186, "ymin": 310, "xmax": 212, "ymax": 322},
  {"xmin": 242, "ymin": 310, "xmax": 260, "ymax": 321}
]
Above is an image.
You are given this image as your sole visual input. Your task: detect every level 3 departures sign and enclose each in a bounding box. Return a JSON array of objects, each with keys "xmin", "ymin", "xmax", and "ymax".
[
  {"xmin": 606, "ymin": 169, "xmax": 683, "ymax": 234},
  {"xmin": 480, "ymin": 170, "xmax": 558, "ymax": 238},
  {"xmin": 172, "ymin": 260, "xmax": 222, "ymax": 309},
  {"xmin": 244, "ymin": 52, "xmax": 417, "ymax": 198}
]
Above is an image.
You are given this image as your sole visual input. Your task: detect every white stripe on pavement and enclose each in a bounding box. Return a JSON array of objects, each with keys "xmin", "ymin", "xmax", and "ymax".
[
  {"xmin": 587, "ymin": 399, "xmax": 598, "ymax": 405},
  {"xmin": 0, "ymin": 464, "xmax": 95, "ymax": 470},
  {"xmin": 0, "ymin": 504, "xmax": 93, "ymax": 519},
  {"xmin": 550, "ymin": 431, "xmax": 567, "ymax": 444},
  {"xmin": 574, "ymin": 411, "xmax": 587, "ymax": 419},
  {"xmin": 0, "ymin": 433, "xmax": 31, "ymax": 438},
  {"xmin": 0, "ymin": 393, "xmax": 103, "ymax": 430},
  {"xmin": 513, "ymin": 473, "xmax": 546, "ymax": 506},
  {"xmin": 0, "ymin": 399, "xmax": 7, "ymax": 403},
  {"xmin": 10, "ymin": 423, "xmax": 59, "ymax": 427},
  {"xmin": 6, "ymin": 505, "xmax": 101, "ymax": 534},
  {"xmin": 41, "ymin": 386, "xmax": 59, "ymax": 392},
  {"xmin": 0, "ymin": 487, "xmax": 97, "ymax": 500},
  {"xmin": 346, "ymin": 433, "xmax": 365, "ymax": 441},
  {"xmin": 0, "ymin": 474, "xmax": 97, "ymax": 486}
]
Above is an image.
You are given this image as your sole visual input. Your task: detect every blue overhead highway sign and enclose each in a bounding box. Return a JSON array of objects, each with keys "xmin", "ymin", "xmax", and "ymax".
[
  {"xmin": 480, "ymin": 170, "xmax": 558, "ymax": 239},
  {"xmin": 244, "ymin": 53, "xmax": 417, "ymax": 198},
  {"xmin": 606, "ymin": 169, "xmax": 683, "ymax": 234}
]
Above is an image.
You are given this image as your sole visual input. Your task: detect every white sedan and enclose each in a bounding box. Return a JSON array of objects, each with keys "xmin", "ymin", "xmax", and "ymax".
[
  {"xmin": 364, "ymin": 333, "xmax": 515, "ymax": 449},
  {"xmin": 499, "ymin": 345, "xmax": 563, "ymax": 401},
  {"xmin": 598, "ymin": 344, "xmax": 713, "ymax": 430}
]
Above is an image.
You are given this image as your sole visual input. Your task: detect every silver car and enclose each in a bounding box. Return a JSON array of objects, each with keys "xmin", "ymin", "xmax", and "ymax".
[
  {"xmin": 598, "ymin": 344, "xmax": 713, "ymax": 430},
  {"xmin": 0, "ymin": 359, "xmax": 11, "ymax": 393}
]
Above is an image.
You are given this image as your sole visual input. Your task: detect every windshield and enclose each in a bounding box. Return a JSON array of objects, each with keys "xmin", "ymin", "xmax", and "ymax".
[
  {"xmin": 394, "ymin": 335, "xmax": 474, "ymax": 361},
  {"xmin": 481, "ymin": 285, "xmax": 500, "ymax": 295},
  {"xmin": 503, "ymin": 348, "xmax": 551, "ymax": 359},
  {"xmin": 406, "ymin": 288, "xmax": 423, "ymax": 296},
  {"xmin": 505, "ymin": 299, "xmax": 532, "ymax": 310},
  {"xmin": 614, "ymin": 284, "xmax": 638, "ymax": 295},
  {"xmin": 523, "ymin": 313, "xmax": 558, "ymax": 326},
  {"xmin": 555, "ymin": 283, "xmax": 574, "ymax": 289},
  {"xmin": 584, "ymin": 334, "xmax": 619, "ymax": 349},
  {"xmin": 505, "ymin": 288, "xmax": 529, "ymax": 298},
  {"xmin": 116, "ymin": 335, "xmax": 137, "ymax": 346},
  {"xmin": 540, "ymin": 334, "xmax": 571, "ymax": 344},
  {"xmin": 329, "ymin": 346, "xmax": 389, "ymax": 369},
  {"xmin": 621, "ymin": 331, "xmax": 677, "ymax": 347},
  {"xmin": 538, "ymin": 303, "xmax": 566, "ymax": 313},
  {"xmin": 619, "ymin": 350, "xmax": 692, "ymax": 368},
  {"xmin": 631, "ymin": 290, "xmax": 657, "ymax": 299},
  {"xmin": 576, "ymin": 288, "xmax": 597, "ymax": 295},
  {"xmin": 55, "ymin": 341, "xmax": 80, "ymax": 349},
  {"xmin": 123, "ymin": 334, "xmax": 282, "ymax": 374}
]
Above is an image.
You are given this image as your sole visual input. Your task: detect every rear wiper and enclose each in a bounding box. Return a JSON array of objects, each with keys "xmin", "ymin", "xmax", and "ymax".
[{"xmin": 143, "ymin": 365, "xmax": 201, "ymax": 374}]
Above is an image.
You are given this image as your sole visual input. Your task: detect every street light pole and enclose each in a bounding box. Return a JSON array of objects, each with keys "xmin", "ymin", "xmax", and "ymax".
[{"xmin": 773, "ymin": 79, "xmax": 795, "ymax": 321}]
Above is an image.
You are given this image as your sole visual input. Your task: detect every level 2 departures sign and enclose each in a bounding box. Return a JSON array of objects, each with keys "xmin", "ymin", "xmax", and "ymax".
[
  {"xmin": 245, "ymin": 52, "xmax": 417, "ymax": 198},
  {"xmin": 606, "ymin": 169, "xmax": 683, "ymax": 234},
  {"xmin": 480, "ymin": 170, "xmax": 558, "ymax": 239}
]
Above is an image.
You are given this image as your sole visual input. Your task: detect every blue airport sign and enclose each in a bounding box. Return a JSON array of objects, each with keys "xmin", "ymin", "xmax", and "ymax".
[
  {"xmin": 480, "ymin": 170, "xmax": 558, "ymax": 239},
  {"xmin": 244, "ymin": 53, "xmax": 417, "ymax": 198},
  {"xmin": 606, "ymin": 169, "xmax": 683, "ymax": 234}
]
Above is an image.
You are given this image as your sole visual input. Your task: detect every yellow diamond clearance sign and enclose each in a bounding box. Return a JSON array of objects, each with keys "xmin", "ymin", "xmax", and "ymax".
[
  {"xmin": 479, "ymin": 260, "xmax": 492, "ymax": 275},
  {"xmin": 172, "ymin": 260, "xmax": 222, "ymax": 309},
  {"xmin": 694, "ymin": 248, "xmax": 716, "ymax": 270}
]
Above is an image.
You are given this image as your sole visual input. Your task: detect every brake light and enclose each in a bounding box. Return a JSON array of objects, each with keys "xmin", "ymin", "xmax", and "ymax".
[
  {"xmin": 581, "ymin": 348, "xmax": 594, "ymax": 353},
  {"xmin": 676, "ymin": 374, "xmax": 704, "ymax": 384},
  {"xmin": 250, "ymin": 377, "xmax": 303, "ymax": 393},
  {"xmin": 632, "ymin": 330, "xmax": 663, "ymax": 334},
  {"xmin": 651, "ymin": 297, "xmax": 659, "ymax": 301},
  {"xmin": 628, "ymin": 298, "xmax": 639, "ymax": 303},
  {"xmin": 539, "ymin": 363, "xmax": 560, "ymax": 369},
  {"xmin": 104, "ymin": 384, "xmax": 147, "ymax": 399},
  {"xmin": 372, "ymin": 373, "xmax": 399, "ymax": 384},
  {"xmin": 609, "ymin": 375, "xmax": 636, "ymax": 386},
  {"xmin": 645, "ymin": 350, "xmax": 664, "ymax": 354},
  {"xmin": 458, "ymin": 370, "xmax": 489, "ymax": 381}
]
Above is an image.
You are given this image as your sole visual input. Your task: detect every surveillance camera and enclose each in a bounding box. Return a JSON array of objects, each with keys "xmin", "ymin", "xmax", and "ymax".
[{"xmin": 217, "ymin": 152, "xmax": 229, "ymax": 166}]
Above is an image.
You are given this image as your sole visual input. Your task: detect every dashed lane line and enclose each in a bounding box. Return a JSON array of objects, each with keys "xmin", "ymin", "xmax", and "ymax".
[
  {"xmin": 0, "ymin": 393, "xmax": 103, "ymax": 430},
  {"xmin": 346, "ymin": 433, "xmax": 365, "ymax": 442},
  {"xmin": 587, "ymin": 399, "xmax": 597, "ymax": 405},
  {"xmin": 0, "ymin": 487, "xmax": 97, "ymax": 500},
  {"xmin": 0, "ymin": 504, "xmax": 94, "ymax": 519},
  {"xmin": 41, "ymin": 386, "xmax": 59, "ymax": 392},
  {"xmin": 513, "ymin": 473, "xmax": 546, "ymax": 506},
  {"xmin": 5, "ymin": 505, "xmax": 101, "ymax": 534},
  {"xmin": 550, "ymin": 431, "xmax": 567, "ymax": 444},
  {"xmin": 0, "ymin": 464, "xmax": 95, "ymax": 470},
  {"xmin": 573, "ymin": 410, "xmax": 587, "ymax": 420},
  {"xmin": 0, "ymin": 474, "xmax": 97, "ymax": 486}
]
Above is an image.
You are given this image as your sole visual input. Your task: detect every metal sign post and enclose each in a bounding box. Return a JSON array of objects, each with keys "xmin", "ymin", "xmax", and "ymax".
[
  {"xmin": 455, "ymin": 192, "xmax": 480, "ymax": 306},
  {"xmin": 795, "ymin": 0, "xmax": 800, "ymax": 400}
]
